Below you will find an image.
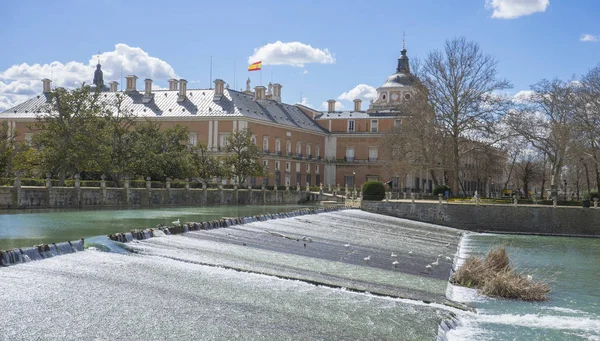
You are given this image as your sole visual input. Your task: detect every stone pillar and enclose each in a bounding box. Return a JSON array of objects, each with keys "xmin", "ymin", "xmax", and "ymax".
[
  {"xmin": 411, "ymin": 192, "xmax": 415, "ymax": 203},
  {"xmin": 45, "ymin": 173, "xmax": 52, "ymax": 207},
  {"xmin": 475, "ymin": 193, "xmax": 480, "ymax": 206},
  {"xmin": 185, "ymin": 178, "xmax": 190, "ymax": 205},
  {"xmin": 218, "ymin": 183, "xmax": 224, "ymax": 204},
  {"xmin": 438, "ymin": 193, "xmax": 443, "ymax": 204},
  {"xmin": 13, "ymin": 171, "xmax": 21, "ymax": 208},
  {"xmin": 124, "ymin": 176, "xmax": 131, "ymax": 205},
  {"xmin": 594, "ymin": 198, "xmax": 598, "ymax": 209},
  {"xmin": 532, "ymin": 194, "xmax": 537, "ymax": 205},
  {"xmin": 297, "ymin": 183, "xmax": 301, "ymax": 192},
  {"xmin": 165, "ymin": 177, "xmax": 171, "ymax": 190},
  {"xmin": 553, "ymin": 196, "xmax": 557, "ymax": 208},
  {"xmin": 262, "ymin": 184, "xmax": 266, "ymax": 204},
  {"xmin": 146, "ymin": 177, "xmax": 152, "ymax": 206},
  {"xmin": 46, "ymin": 173, "xmax": 52, "ymax": 189},
  {"xmin": 202, "ymin": 182, "xmax": 208, "ymax": 205},
  {"xmin": 403, "ymin": 192, "xmax": 407, "ymax": 200},
  {"xmin": 274, "ymin": 184, "xmax": 278, "ymax": 203},
  {"xmin": 74, "ymin": 174, "xmax": 81, "ymax": 207},
  {"xmin": 234, "ymin": 183, "xmax": 239, "ymax": 204},
  {"xmin": 100, "ymin": 175, "xmax": 107, "ymax": 205},
  {"xmin": 513, "ymin": 194, "xmax": 518, "ymax": 207}
]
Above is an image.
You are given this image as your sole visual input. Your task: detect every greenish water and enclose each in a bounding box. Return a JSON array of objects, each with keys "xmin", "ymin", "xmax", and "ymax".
[
  {"xmin": 448, "ymin": 233, "xmax": 600, "ymax": 340},
  {"xmin": 0, "ymin": 205, "xmax": 312, "ymax": 250}
]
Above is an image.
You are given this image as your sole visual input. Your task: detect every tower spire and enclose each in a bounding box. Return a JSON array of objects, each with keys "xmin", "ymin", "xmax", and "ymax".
[
  {"xmin": 403, "ymin": 31, "xmax": 406, "ymax": 50},
  {"xmin": 93, "ymin": 51, "xmax": 104, "ymax": 88}
]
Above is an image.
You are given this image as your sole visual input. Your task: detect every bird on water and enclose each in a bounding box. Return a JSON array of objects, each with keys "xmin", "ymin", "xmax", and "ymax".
[
  {"xmin": 392, "ymin": 261, "xmax": 399, "ymax": 267},
  {"xmin": 391, "ymin": 252, "xmax": 397, "ymax": 257},
  {"xmin": 172, "ymin": 219, "xmax": 180, "ymax": 225},
  {"xmin": 431, "ymin": 258, "xmax": 439, "ymax": 267},
  {"xmin": 364, "ymin": 255, "xmax": 371, "ymax": 262}
]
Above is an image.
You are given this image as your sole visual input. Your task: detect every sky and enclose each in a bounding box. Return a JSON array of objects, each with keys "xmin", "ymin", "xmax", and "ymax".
[{"xmin": 0, "ymin": 0, "xmax": 599, "ymax": 112}]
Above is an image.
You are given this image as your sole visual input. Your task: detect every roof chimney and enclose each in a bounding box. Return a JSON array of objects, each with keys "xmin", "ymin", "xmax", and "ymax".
[
  {"xmin": 144, "ymin": 79, "xmax": 153, "ymax": 95},
  {"xmin": 178, "ymin": 79, "xmax": 187, "ymax": 102},
  {"xmin": 42, "ymin": 79, "xmax": 52, "ymax": 93},
  {"xmin": 214, "ymin": 79, "xmax": 225, "ymax": 100},
  {"xmin": 272, "ymin": 83, "xmax": 282, "ymax": 103},
  {"xmin": 125, "ymin": 75, "xmax": 138, "ymax": 92},
  {"xmin": 353, "ymin": 99, "xmax": 362, "ymax": 112},
  {"xmin": 255, "ymin": 86, "xmax": 266, "ymax": 101},
  {"xmin": 109, "ymin": 81, "xmax": 118, "ymax": 92},
  {"xmin": 327, "ymin": 99, "xmax": 336, "ymax": 113},
  {"xmin": 168, "ymin": 78, "xmax": 178, "ymax": 91}
]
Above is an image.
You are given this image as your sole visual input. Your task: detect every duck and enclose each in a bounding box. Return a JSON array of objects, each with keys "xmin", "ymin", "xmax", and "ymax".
[
  {"xmin": 425, "ymin": 264, "xmax": 432, "ymax": 270},
  {"xmin": 172, "ymin": 219, "xmax": 180, "ymax": 225},
  {"xmin": 408, "ymin": 250, "xmax": 413, "ymax": 254},
  {"xmin": 344, "ymin": 244, "xmax": 351, "ymax": 248},
  {"xmin": 364, "ymin": 255, "xmax": 371, "ymax": 262},
  {"xmin": 431, "ymin": 258, "xmax": 439, "ymax": 267},
  {"xmin": 391, "ymin": 252, "xmax": 397, "ymax": 257},
  {"xmin": 445, "ymin": 256, "xmax": 452, "ymax": 261},
  {"xmin": 392, "ymin": 261, "xmax": 399, "ymax": 267}
]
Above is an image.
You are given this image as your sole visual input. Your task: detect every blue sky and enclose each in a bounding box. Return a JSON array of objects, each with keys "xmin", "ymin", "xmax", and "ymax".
[{"xmin": 1, "ymin": 0, "xmax": 599, "ymax": 111}]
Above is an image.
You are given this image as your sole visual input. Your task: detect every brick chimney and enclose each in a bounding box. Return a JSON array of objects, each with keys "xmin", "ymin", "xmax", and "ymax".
[
  {"xmin": 144, "ymin": 79, "xmax": 153, "ymax": 96},
  {"xmin": 178, "ymin": 79, "xmax": 187, "ymax": 102},
  {"xmin": 327, "ymin": 99, "xmax": 336, "ymax": 113},
  {"xmin": 255, "ymin": 86, "xmax": 266, "ymax": 101},
  {"xmin": 41, "ymin": 79, "xmax": 52, "ymax": 93},
  {"xmin": 272, "ymin": 83, "xmax": 282, "ymax": 103},
  {"xmin": 109, "ymin": 81, "xmax": 118, "ymax": 92},
  {"xmin": 353, "ymin": 99, "xmax": 362, "ymax": 112},
  {"xmin": 168, "ymin": 78, "xmax": 178, "ymax": 91},
  {"xmin": 125, "ymin": 75, "xmax": 138, "ymax": 92},
  {"xmin": 214, "ymin": 79, "xmax": 225, "ymax": 100}
]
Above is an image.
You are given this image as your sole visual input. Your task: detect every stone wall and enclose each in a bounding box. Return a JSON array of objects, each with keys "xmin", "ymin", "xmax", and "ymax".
[
  {"xmin": 0, "ymin": 186, "xmax": 314, "ymax": 209},
  {"xmin": 361, "ymin": 201, "xmax": 600, "ymax": 236}
]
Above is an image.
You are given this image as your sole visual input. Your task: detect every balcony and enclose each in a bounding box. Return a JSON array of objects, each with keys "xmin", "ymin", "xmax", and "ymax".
[
  {"xmin": 368, "ymin": 157, "xmax": 378, "ymax": 162},
  {"xmin": 307, "ymin": 154, "xmax": 313, "ymax": 160},
  {"xmin": 345, "ymin": 156, "xmax": 355, "ymax": 162},
  {"xmin": 316, "ymin": 156, "xmax": 321, "ymax": 161},
  {"xmin": 276, "ymin": 151, "xmax": 282, "ymax": 156},
  {"xmin": 263, "ymin": 149, "xmax": 269, "ymax": 154},
  {"xmin": 295, "ymin": 153, "xmax": 303, "ymax": 159}
]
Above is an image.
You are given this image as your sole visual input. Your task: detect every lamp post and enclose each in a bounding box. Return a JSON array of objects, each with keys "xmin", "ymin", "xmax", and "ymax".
[
  {"xmin": 563, "ymin": 179, "xmax": 567, "ymax": 202},
  {"xmin": 352, "ymin": 170, "xmax": 356, "ymax": 200}
]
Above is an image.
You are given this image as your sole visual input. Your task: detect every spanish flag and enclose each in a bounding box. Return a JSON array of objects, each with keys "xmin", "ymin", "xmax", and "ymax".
[{"xmin": 248, "ymin": 61, "xmax": 262, "ymax": 71}]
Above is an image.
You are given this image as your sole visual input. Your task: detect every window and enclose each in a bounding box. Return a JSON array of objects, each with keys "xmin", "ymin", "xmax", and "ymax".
[
  {"xmin": 404, "ymin": 93, "xmax": 411, "ymax": 100},
  {"xmin": 346, "ymin": 147, "xmax": 355, "ymax": 162},
  {"xmin": 285, "ymin": 162, "xmax": 290, "ymax": 172},
  {"xmin": 24, "ymin": 133, "xmax": 34, "ymax": 146},
  {"xmin": 367, "ymin": 175, "xmax": 379, "ymax": 181},
  {"xmin": 306, "ymin": 174, "xmax": 311, "ymax": 186},
  {"xmin": 369, "ymin": 147, "xmax": 378, "ymax": 162},
  {"xmin": 370, "ymin": 119, "xmax": 378, "ymax": 133},
  {"xmin": 286, "ymin": 140, "xmax": 292, "ymax": 155},
  {"xmin": 347, "ymin": 120, "xmax": 355, "ymax": 132},
  {"xmin": 306, "ymin": 144, "xmax": 311, "ymax": 158},
  {"xmin": 295, "ymin": 163, "xmax": 300, "ymax": 172},
  {"xmin": 251, "ymin": 135, "xmax": 257, "ymax": 144},
  {"xmin": 263, "ymin": 136, "xmax": 269, "ymax": 153},
  {"xmin": 285, "ymin": 173, "xmax": 290, "ymax": 186},
  {"xmin": 316, "ymin": 145, "xmax": 320, "ymax": 159},
  {"xmin": 296, "ymin": 141, "xmax": 302, "ymax": 157},
  {"xmin": 275, "ymin": 139, "xmax": 281, "ymax": 154},
  {"xmin": 394, "ymin": 119, "xmax": 402, "ymax": 128},
  {"xmin": 275, "ymin": 161, "xmax": 280, "ymax": 171},
  {"xmin": 306, "ymin": 163, "xmax": 310, "ymax": 173},
  {"xmin": 219, "ymin": 134, "xmax": 229, "ymax": 149},
  {"xmin": 315, "ymin": 165, "xmax": 320, "ymax": 173},
  {"xmin": 188, "ymin": 132, "xmax": 198, "ymax": 146},
  {"xmin": 263, "ymin": 160, "xmax": 269, "ymax": 168}
]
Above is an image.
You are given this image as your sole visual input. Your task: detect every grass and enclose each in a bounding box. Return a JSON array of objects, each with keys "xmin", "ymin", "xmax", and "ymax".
[{"xmin": 451, "ymin": 245, "xmax": 550, "ymax": 301}]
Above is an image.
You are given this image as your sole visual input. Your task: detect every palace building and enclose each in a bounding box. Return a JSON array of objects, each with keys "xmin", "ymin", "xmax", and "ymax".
[{"xmin": 1, "ymin": 47, "xmax": 426, "ymax": 190}]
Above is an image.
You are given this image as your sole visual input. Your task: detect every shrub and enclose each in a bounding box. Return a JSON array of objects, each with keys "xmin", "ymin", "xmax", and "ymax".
[
  {"xmin": 361, "ymin": 180, "xmax": 386, "ymax": 201},
  {"xmin": 452, "ymin": 245, "xmax": 550, "ymax": 301},
  {"xmin": 433, "ymin": 184, "xmax": 451, "ymax": 196}
]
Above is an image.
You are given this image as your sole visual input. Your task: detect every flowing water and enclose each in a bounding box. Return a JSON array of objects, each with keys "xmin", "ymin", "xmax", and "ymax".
[
  {"xmin": 447, "ymin": 233, "xmax": 600, "ymax": 340},
  {"xmin": 0, "ymin": 205, "xmax": 313, "ymax": 250},
  {"xmin": 0, "ymin": 209, "xmax": 461, "ymax": 340}
]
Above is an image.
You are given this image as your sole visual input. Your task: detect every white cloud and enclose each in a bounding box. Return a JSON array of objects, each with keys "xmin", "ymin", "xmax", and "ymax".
[
  {"xmin": 295, "ymin": 96, "xmax": 312, "ymax": 108},
  {"xmin": 513, "ymin": 90, "xmax": 535, "ymax": 104},
  {"xmin": 580, "ymin": 34, "xmax": 599, "ymax": 42},
  {"xmin": 303, "ymin": 69, "xmax": 309, "ymax": 75},
  {"xmin": 248, "ymin": 41, "xmax": 335, "ymax": 67},
  {"xmin": 485, "ymin": 0, "xmax": 549, "ymax": 19},
  {"xmin": 0, "ymin": 43, "xmax": 177, "ymax": 112},
  {"xmin": 337, "ymin": 84, "xmax": 377, "ymax": 102}
]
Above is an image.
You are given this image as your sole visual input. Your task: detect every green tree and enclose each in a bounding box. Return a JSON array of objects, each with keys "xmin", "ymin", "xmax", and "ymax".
[
  {"xmin": 0, "ymin": 121, "xmax": 17, "ymax": 176},
  {"xmin": 223, "ymin": 129, "xmax": 266, "ymax": 185},
  {"xmin": 190, "ymin": 143, "xmax": 224, "ymax": 185},
  {"xmin": 29, "ymin": 85, "xmax": 105, "ymax": 185}
]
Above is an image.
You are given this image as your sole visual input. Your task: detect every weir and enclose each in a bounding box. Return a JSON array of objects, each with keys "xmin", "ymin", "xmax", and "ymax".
[{"xmin": 0, "ymin": 239, "xmax": 84, "ymax": 266}]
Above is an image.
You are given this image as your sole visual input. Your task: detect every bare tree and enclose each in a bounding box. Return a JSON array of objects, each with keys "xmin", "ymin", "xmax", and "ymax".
[
  {"xmin": 421, "ymin": 37, "xmax": 512, "ymax": 195},
  {"xmin": 575, "ymin": 65, "xmax": 600, "ymax": 193},
  {"xmin": 507, "ymin": 79, "xmax": 577, "ymax": 198}
]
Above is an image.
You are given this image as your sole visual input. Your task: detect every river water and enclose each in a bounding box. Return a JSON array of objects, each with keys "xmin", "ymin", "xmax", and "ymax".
[
  {"xmin": 0, "ymin": 209, "xmax": 460, "ymax": 340},
  {"xmin": 2, "ymin": 207, "xmax": 598, "ymax": 340},
  {"xmin": 447, "ymin": 233, "xmax": 600, "ymax": 340},
  {"xmin": 0, "ymin": 205, "xmax": 313, "ymax": 250}
]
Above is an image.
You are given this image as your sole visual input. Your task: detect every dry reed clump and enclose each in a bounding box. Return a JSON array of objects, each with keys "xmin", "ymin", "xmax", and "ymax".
[{"xmin": 451, "ymin": 245, "xmax": 550, "ymax": 301}]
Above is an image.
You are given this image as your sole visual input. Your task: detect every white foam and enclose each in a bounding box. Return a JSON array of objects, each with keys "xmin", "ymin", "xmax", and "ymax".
[
  {"xmin": 543, "ymin": 306, "xmax": 588, "ymax": 315},
  {"xmin": 476, "ymin": 313, "xmax": 600, "ymax": 332}
]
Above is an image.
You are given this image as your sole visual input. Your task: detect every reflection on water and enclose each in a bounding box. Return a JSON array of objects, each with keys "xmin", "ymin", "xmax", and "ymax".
[{"xmin": 0, "ymin": 205, "xmax": 312, "ymax": 249}]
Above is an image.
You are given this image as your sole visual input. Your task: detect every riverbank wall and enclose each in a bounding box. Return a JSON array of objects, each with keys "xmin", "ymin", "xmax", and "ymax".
[
  {"xmin": 361, "ymin": 201, "xmax": 600, "ymax": 236},
  {"xmin": 0, "ymin": 186, "xmax": 316, "ymax": 209}
]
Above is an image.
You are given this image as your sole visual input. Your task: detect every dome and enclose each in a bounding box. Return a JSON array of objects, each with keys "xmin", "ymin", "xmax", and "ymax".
[{"xmin": 380, "ymin": 72, "xmax": 416, "ymax": 88}]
